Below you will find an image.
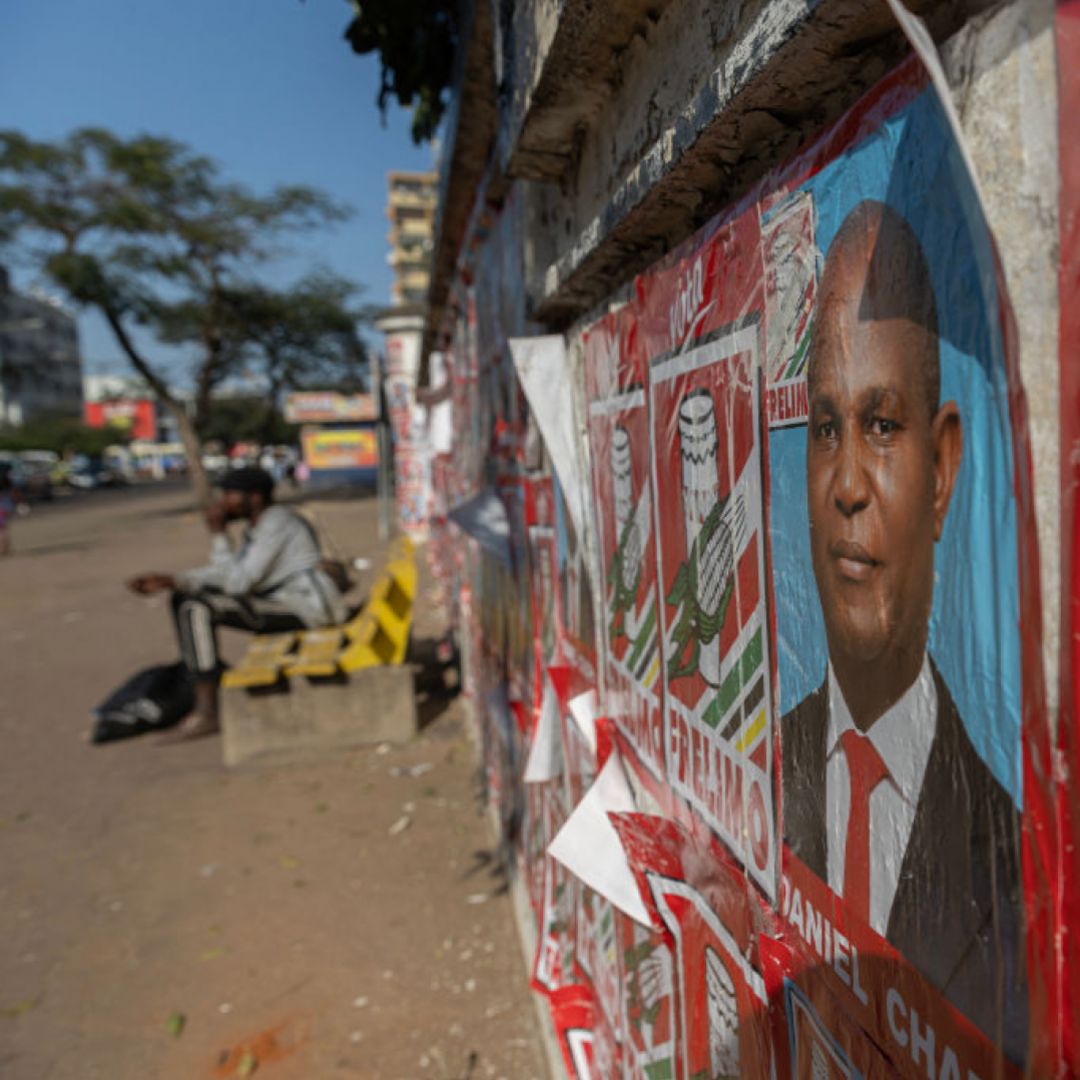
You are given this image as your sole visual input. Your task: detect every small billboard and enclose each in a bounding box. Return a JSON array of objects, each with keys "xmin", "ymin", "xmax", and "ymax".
[{"xmin": 284, "ymin": 392, "xmax": 376, "ymax": 424}]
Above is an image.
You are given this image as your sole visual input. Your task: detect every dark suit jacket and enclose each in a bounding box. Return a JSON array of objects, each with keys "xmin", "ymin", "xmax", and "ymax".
[{"xmin": 781, "ymin": 659, "xmax": 1027, "ymax": 1061}]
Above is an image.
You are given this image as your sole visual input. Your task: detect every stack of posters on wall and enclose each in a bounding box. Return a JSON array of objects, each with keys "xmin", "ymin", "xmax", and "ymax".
[{"xmin": 428, "ymin": 32, "xmax": 1054, "ymax": 1079}]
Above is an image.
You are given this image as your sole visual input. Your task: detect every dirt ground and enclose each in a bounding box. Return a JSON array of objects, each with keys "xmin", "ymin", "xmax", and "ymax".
[{"xmin": 0, "ymin": 484, "xmax": 548, "ymax": 1080}]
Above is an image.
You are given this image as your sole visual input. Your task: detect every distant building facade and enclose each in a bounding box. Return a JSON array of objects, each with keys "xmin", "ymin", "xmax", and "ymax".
[
  {"xmin": 386, "ymin": 171, "xmax": 437, "ymax": 306},
  {"xmin": 0, "ymin": 266, "xmax": 82, "ymax": 426}
]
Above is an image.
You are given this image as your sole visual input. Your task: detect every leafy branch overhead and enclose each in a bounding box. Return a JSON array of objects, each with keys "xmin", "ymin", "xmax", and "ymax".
[{"xmin": 344, "ymin": 0, "xmax": 460, "ymax": 143}]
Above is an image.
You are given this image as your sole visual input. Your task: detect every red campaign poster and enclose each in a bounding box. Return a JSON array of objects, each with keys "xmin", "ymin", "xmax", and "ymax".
[
  {"xmin": 760, "ymin": 187, "xmax": 817, "ymax": 431},
  {"xmin": 611, "ymin": 812, "xmax": 775, "ymax": 1080},
  {"xmin": 775, "ymin": 857, "xmax": 1019, "ymax": 1080},
  {"xmin": 574, "ymin": 887, "xmax": 624, "ymax": 1077},
  {"xmin": 584, "ymin": 305, "xmax": 667, "ymax": 786},
  {"xmin": 549, "ymin": 984, "xmax": 597, "ymax": 1079},
  {"xmin": 548, "ymin": 662, "xmax": 601, "ymax": 814},
  {"xmin": 520, "ymin": 779, "xmax": 549, "ymax": 920},
  {"xmin": 533, "ymin": 778, "xmax": 578, "ymax": 996},
  {"xmin": 619, "ymin": 913, "xmax": 678, "ymax": 1080},
  {"xmin": 638, "ymin": 211, "xmax": 777, "ymax": 902},
  {"xmin": 758, "ymin": 936, "xmax": 897, "ymax": 1080},
  {"xmin": 762, "ymin": 55, "xmax": 1043, "ymax": 1075},
  {"xmin": 575, "ymin": 888, "xmax": 622, "ymax": 1039}
]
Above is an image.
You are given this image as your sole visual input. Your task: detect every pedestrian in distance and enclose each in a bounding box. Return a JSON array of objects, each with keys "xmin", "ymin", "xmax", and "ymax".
[{"xmin": 0, "ymin": 467, "xmax": 26, "ymax": 556}]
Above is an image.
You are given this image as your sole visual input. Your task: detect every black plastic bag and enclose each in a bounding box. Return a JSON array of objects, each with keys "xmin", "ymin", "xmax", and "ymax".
[{"xmin": 91, "ymin": 663, "xmax": 195, "ymax": 744}]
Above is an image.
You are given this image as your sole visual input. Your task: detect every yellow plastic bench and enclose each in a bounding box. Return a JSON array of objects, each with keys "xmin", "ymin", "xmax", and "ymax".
[
  {"xmin": 283, "ymin": 558, "xmax": 416, "ymax": 679},
  {"xmin": 220, "ymin": 631, "xmax": 299, "ymax": 689},
  {"xmin": 222, "ymin": 547, "xmax": 417, "ymax": 689}
]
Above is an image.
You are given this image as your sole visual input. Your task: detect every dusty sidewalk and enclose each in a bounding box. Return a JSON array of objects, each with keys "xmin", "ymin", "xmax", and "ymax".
[{"xmin": 0, "ymin": 486, "xmax": 547, "ymax": 1080}]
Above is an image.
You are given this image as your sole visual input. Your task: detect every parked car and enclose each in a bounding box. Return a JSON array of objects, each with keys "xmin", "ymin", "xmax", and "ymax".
[
  {"xmin": 66, "ymin": 456, "xmax": 128, "ymax": 491},
  {"xmin": 17, "ymin": 451, "xmax": 57, "ymax": 502},
  {"xmin": 0, "ymin": 453, "xmax": 53, "ymax": 502}
]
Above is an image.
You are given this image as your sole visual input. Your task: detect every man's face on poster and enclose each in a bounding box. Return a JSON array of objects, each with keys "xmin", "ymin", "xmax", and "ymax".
[{"xmin": 806, "ymin": 203, "xmax": 961, "ymax": 679}]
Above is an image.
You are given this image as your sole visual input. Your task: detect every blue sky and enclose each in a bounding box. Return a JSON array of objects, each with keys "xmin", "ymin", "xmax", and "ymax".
[{"xmin": 1, "ymin": 0, "xmax": 436, "ymax": 384}]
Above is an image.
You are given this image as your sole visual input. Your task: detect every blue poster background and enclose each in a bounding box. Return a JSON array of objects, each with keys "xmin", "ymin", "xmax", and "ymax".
[{"xmin": 769, "ymin": 86, "xmax": 1023, "ymax": 805}]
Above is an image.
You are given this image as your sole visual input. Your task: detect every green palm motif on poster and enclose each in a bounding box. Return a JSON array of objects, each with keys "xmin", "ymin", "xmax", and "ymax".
[
  {"xmin": 607, "ymin": 502, "xmax": 644, "ymax": 644},
  {"xmin": 666, "ymin": 494, "xmax": 736, "ymax": 682}
]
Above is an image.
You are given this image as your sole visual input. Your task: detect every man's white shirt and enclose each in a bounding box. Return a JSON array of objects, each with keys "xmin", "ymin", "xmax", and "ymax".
[{"xmin": 825, "ymin": 654, "xmax": 937, "ymax": 935}]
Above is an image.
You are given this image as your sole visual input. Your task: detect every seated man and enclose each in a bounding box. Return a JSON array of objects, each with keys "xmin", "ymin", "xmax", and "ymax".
[{"xmin": 128, "ymin": 467, "xmax": 347, "ymax": 740}]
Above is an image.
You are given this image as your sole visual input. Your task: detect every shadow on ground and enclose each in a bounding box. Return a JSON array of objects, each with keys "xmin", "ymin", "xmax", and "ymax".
[{"xmin": 408, "ymin": 634, "xmax": 461, "ymax": 732}]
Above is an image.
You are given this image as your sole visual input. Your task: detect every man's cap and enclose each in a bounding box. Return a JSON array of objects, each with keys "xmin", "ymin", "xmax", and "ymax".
[{"xmin": 216, "ymin": 467, "xmax": 274, "ymax": 498}]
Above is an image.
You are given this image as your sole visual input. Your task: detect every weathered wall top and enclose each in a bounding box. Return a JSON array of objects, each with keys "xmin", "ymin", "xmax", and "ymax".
[
  {"xmin": 494, "ymin": 0, "xmax": 678, "ymax": 182},
  {"xmin": 424, "ymin": 0, "xmax": 1009, "ymax": 351},
  {"xmin": 525, "ymin": 0, "xmax": 1004, "ymax": 327}
]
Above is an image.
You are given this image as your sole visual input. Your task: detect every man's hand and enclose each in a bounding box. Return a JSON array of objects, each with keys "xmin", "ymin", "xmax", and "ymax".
[
  {"xmin": 127, "ymin": 573, "xmax": 176, "ymax": 595},
  {"xmin": 204, "ymin": 501, "xmax": 228, "ymax": 534}
]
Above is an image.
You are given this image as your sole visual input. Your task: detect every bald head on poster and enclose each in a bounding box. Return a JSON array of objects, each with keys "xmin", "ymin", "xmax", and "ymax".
[
  {"xmin": 781, "ymin": 199, "xmax": 1025, "ymax": 1056},
  {"xmin": 805, "ymin": 199, "xmax": 962, "ymax": 726}
]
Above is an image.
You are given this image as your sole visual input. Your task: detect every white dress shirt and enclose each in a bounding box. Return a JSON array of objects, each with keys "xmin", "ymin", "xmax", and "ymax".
[{"xmin": 825, "ymin": 655, "xmax": 938, "ymax": 935}]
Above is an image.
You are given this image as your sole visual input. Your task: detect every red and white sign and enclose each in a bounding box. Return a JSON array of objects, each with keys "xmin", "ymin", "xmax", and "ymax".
[{"xmin": 84, "ymin": 398, "xmax": 156, "ymax": 441}]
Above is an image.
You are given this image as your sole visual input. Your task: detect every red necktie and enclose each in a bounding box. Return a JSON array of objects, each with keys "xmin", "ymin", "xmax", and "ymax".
[{"xmin": 839, "ymin": 728, "xmax": 889, "ymax": 923}]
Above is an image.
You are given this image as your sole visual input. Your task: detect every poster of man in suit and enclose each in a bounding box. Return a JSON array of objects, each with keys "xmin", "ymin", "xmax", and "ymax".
[{"xmin": 770, "ymin": 79, "xmax": 1031, "ymax": 1066}]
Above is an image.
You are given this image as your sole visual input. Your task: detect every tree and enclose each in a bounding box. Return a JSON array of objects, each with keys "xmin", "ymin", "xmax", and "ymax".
[
  {"xmin": 203, "ymin": 270, "xmax": 371, "ymax": 443},
  {"xmin": 0, "ymin": 128, "xmax": 352, "ymax": 504},
  {"xmin": 198, "ymin": 396, "xmax": 296, "ymax": 449},
  {"xmin": 344, "ymin": 0, "xmax": 460, "ymax": 143}
]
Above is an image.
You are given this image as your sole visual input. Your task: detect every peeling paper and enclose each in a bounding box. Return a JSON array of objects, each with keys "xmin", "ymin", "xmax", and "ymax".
[
  {"xmin": 509, "ymin": 335, "xmax": 588, "ymax": 544},
  {"xmin": 548, "ymin": 753, "xmax": 652, "ymax": 927},
  {"xmin": 524, "ymin": 674, "xmax": 563, "ymax": 783},
  {"xmin": 447, "ymin": 488, "xmax": 513, "ymax": 568},
  {"xmin": 567, "ymin": 689, "xmax": 599, "ymax": 757}
]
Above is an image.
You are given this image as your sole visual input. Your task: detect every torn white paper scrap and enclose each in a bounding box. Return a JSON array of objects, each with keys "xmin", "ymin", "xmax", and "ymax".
[
  {"xmin": 568, "ymin": 688, "xmax": 599, "ymax": 756},
  {"xmin": 509, "ymin": 335, "xmax": 588, "ymax": 543},
  {"xmin": 524, "ymin": 674, "xmax": 563, "ymax": 783},
  {"xmin": 547, "ymin": 752, "xmax": 651, "ymax": 926}
]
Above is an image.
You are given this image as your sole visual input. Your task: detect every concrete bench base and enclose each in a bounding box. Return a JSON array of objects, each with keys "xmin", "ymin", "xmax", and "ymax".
[{"xmin": 221, "ymin": 665, "xmax": 418, "ymax": 768}]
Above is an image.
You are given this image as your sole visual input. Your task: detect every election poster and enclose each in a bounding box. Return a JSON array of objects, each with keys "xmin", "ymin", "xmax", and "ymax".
[
  {"xmin": 619, "ymin": 914, "xmax": 678, "ymax": 1080},
  {"xmin": 758, "ymin": 936, "xmax": 897, "ymax": 1080},
  {"xmin": 549, "ymin": 984, "xmax": 597, "ymax": 1079},
  {"xmin": 761, "ymin": 188, "xmax": 817, "ymax": 430},
  {"xmin": 612, "ymin": 811, "xmax": 775, "ymax": 1080},
  {"xmin": 533, "ymin": 792, "xmax": 578, "ymax": 995},
  {"xmin": 638, "ymin": 212, "xmax": 777, "ymax": 901},
  {"xmin": 574, "ymin": 886, "xmax": 623, "ymax": 1074},
  {"xmin": 767, "ymin": 58, "xmax": 1035, "ymax": 1073},
  {"xmin": 425, "ymin": 19, "xmax": 1058, "ymax": 1077},
  {"xmin": 585, "ymin": 305, "xmax": 667, "ymax": 784}
]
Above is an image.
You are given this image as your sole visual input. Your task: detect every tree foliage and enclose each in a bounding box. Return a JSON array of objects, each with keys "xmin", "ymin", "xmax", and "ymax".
[
  {"xmin": 190, "ymin": 271, "xmax": 370, "ymax": 442},
  {"xmin": 198, "ymin": 396, "xmax": 297, "ymax": 449},
  {"xmin": 0, "ymin": 127, "xmax": 363, "ymax": 503},
  {"xmin": 344, "ymin": 0, "xmax": 460, "ymax": 143},
  {"xmin": 0, "ymin": 414, "xmax": 120, "ymax": 457}
]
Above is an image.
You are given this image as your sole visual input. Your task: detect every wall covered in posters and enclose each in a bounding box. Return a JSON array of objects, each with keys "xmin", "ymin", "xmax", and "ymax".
[{"xmin": 424, "ymin": 33, "xmax": 1060, "ymax": 1078}]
